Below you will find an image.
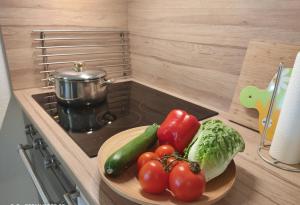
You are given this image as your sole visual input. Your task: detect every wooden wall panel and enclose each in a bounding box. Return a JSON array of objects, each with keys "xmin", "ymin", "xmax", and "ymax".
[
  {"xmin": 131, "ymin": 53, "xmax": 237, "ymax": 110},
  {"xmin": 128, "ymin": 0, "xmax": 300, "ymax": 111},
  {"xmin": 0, "ymin": 0, "xmax": 127, "ymax": 27},
  {"xmin": 0, "ymin": 0, "xmax": 128, "ymax": 90},
  {"xmin": 130, "ymin": 35, "xmax": 244, "ymax": 110}
]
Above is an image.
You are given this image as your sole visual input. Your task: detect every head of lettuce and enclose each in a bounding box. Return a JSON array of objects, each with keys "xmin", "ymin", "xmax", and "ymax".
[{"xmin": 184, "ymin": 119, "xmax": 245, "ymax": 182}]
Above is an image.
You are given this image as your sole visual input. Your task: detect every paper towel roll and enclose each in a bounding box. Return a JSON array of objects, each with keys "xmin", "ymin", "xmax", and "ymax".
[{"xmin": 269, "ymin": 52, "xmax": 300, "ymax": 164}]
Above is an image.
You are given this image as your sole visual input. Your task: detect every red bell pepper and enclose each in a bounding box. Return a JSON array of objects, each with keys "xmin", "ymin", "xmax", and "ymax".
[{"xmin": 157, "ymin": 109, "xmax": 200, "ymax": 153}]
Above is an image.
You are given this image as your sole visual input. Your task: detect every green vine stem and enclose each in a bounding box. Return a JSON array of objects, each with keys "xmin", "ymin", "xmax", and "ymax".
[{"xmin": 160, "ymin": 154, "xmax": 201, "ymax": 173}]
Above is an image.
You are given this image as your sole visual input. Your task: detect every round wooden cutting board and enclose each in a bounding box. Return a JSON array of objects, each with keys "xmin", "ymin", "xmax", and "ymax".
[{"xmin": 97, "ymin": 126, "xmax": 236, "ymax": 205}]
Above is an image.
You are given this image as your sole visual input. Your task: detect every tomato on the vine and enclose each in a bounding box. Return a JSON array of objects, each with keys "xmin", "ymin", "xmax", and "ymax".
[
  {"xmin": 138, "ymin": 160, "xmax": 169, "ymax": 194},
  {"xmin": 155, "ymin": 145, "xmax": 175, "ymax": 158},
  {"xmin": 169, "ymin": 161, "xmax": 205, "ymax": 202},
  {"xmin": 137, "ymin": 152, "xmax": 159, "ymax": 171}
]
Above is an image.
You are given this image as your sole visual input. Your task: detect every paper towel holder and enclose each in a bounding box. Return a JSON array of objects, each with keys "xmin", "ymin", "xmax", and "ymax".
[{"xmin": 257, "ymin": 63, "xmax": 300, "ymax": 172}]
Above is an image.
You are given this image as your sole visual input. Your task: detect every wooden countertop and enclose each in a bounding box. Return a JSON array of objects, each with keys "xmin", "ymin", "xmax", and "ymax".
[{"xmin": 14, "ymin": 80, "xmax": 300, "ymax": 205}]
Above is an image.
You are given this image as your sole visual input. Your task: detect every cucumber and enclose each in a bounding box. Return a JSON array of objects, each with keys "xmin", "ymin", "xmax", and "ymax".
[{"xmin": 104, "ymin": 124, "xmax": 159, "ymax": 177}]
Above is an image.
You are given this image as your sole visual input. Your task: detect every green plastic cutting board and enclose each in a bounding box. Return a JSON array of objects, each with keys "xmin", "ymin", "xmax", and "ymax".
[{"xmin": 240, "ymin": 68, "xmax": 292, "ymax": 141}]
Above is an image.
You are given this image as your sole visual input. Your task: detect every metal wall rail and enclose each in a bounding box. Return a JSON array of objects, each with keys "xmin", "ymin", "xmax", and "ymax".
[
  {"xmin": 33, "ymin": 29, "xmax": 130, "ymax": 88},
  {"xmin": 38, "ymin": 57, "xmax": 129, "ymax": 66},
  {"xmin": 36, "ymin": 51, "xmax": 128, "ymax": 58},
  {"xmin": 32, "ymin": 29, "xmax": 129, "ymax": 33},
  {"xmin": 34, "ymin": 37, "xmax": 128, "ymax": 41},
  {"xmin": 35, "ymin": 43, "xmax": 128, "ymax": 49}
]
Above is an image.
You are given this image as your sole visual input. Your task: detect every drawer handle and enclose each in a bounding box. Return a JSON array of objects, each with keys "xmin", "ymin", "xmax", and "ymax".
[
  {"xmin": 18, "ymin": 144, "xmax": 51, "ymax": 204},
  {"xmin": 64, "ymin": 192, "xmax": 79, "ymax": 205}
]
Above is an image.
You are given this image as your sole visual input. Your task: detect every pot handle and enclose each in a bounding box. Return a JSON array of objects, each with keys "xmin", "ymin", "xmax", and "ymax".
[
  {"xmin": 73, "ymin": 62, "xmax": 84, "ymax": 72},
  {"xmin": 103, "ymin": 79, "xmax": 113, "ymax": 85},
  {"xmin": 48, "ymin": 75, "xmax": 55, "ymax": 84}
]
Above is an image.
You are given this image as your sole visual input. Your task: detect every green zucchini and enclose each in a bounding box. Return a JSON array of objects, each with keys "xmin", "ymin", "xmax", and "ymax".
[{"xmin": 104, "ymin": 124, "xmax": 159, "ymax": 177}]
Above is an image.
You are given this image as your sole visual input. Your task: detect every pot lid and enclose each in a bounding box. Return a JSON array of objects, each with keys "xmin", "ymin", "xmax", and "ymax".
[{"xmin": 54, "ymin": 62, "xmax": 106, "ymax": 81}]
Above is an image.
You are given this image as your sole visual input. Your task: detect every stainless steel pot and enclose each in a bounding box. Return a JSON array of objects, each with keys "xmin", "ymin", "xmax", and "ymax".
[{"xmin": 50, "ymin": 62, "xmax": 111, "ymax": 106}]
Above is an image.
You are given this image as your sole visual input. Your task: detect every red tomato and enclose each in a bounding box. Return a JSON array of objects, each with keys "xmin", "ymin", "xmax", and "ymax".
[
  {"xmin": 169, "ymin": 161, "xmax": 205, "ymax": 202},
  {"xmin": 138, "ymin": 160, "xmax": 169, "ymax": 194},
  {"xmin": 155, "ymin": 145, "xmax": 175, "ymax": 158},
  {"xmin": 137, "ymin": 152, "xmax": 159, "ymax": 171}
]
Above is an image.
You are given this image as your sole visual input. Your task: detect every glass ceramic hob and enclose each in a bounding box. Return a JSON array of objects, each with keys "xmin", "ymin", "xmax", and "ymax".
[{"xmin": 32, "ymin": 81, "xmax": 218, "ymax": 158}]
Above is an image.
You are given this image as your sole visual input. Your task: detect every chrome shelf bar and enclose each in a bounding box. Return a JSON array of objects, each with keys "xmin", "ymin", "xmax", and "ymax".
[
  {"xmin": 35, "ymin": 43, "xmax": 128, "ymax": 49},
  {"xmin": 42, "ymin": 86, "xmax": 55, "ymax": 89},
  {"xmin": 96, "ymin": 63, "xmax": 130, "ymax": 68},
  {"xmin": 32, "ymin": 29, "xmax": 129, "ymax": 33},
  {"xmin": 34, "ymin": 37, "xmax": 128, "ymax": 41},
  {"xmin": 38, "ymin": 57, "xmax": 129, "ymax": 66},
  {"xmin": 36, "ymin": 51, "xmax": 128, "ymax": 58},
  {"xmin": 39, "ymin": 63, "xmax": 130, "ymax": 74},
  {"xmin": 40, "ymin": 70, "xmax": 56, "ymax": 74},
  {"xmin": 40, "ymin": 68, "xmax": 131, "ymax": 79},
  {"xmin": 106, "ymin": 69, "xmax": 131, "ymax": 74}
]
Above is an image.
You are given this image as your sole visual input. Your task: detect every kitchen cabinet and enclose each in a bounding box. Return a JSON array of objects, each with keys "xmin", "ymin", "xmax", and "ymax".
[{"xmin": 19, "ymin": 116, "xmax": 89, "ymax": 205}]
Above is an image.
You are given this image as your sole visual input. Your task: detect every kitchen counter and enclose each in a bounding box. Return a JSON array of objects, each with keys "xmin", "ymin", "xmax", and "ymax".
[{"xmin": 14, "ymin": 80, "xmax": 300, "ymax": 205}]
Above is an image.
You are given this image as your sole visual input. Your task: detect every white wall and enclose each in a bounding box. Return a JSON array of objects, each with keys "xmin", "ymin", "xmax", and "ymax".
[
  {"xmin": 0, "ymin": 28, "xmax": 11, "ymax": 129},
  {"xmin": 0, "ymin": 29, "xmax": 38, "ymax": 204}
]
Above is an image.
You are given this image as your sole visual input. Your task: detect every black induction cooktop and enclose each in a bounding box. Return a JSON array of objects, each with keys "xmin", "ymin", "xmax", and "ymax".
[{"xmin": 32, "ymin": 81, "xmax": 218, "ymax": 158}]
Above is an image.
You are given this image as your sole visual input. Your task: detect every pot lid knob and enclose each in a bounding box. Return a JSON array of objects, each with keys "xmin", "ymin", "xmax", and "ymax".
[{"xmin": 73, "ymin": 62, "xmax": 85, "ymax": 72}]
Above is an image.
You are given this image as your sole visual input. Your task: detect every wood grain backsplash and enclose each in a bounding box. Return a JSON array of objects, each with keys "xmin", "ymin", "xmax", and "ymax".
[
  {"xmin": 2, "ymin": 0, "xmax": 300, "ymax": 113},
  {"xmin": 128, "ymin": 0, "xmax": 300, "ymax": 112},
  {"xmin": 0, "ymin": 0, "xmax": 127, "ymax": 90}
]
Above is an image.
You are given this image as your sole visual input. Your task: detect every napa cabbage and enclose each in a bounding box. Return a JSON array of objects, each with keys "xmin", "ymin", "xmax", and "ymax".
[{"xmin": 184, "ymin": 119, "xmax": 245, "ymax": 181}]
